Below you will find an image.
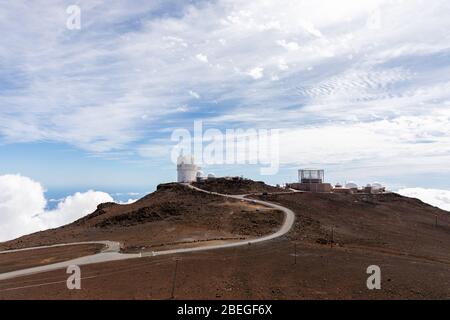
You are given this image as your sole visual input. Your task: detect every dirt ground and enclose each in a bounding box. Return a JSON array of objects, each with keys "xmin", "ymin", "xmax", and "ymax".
[
  {"xmin": 0, "ymin": 244, "xmax": 104, "ymax": 274},
  {"xmin": 0, "ymin": 238, "xmax": 449, "ymax": 299},
  {"xmin": 1, "ymin": 186, "xmax": 449, "ymax": 299},
  {"xmin": 251, "ymin": 192, "xmax": 450, "ymax": 264}
]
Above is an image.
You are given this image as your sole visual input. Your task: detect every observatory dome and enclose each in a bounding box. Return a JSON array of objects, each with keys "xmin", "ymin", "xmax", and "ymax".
[
  {"xmin": 196, "ymin": 171, "xmax": 204, "ymax": 178},
  {"xmin": 372, "ymin": 182, "xmax": 383, "ymax": 189},
  {"xmin": 207, "ymin": 173, "xmax": 216, "ymax": 178},
  {"xmin": 345, "ymin": 182, "xmax": 358, "ymax": 189}
]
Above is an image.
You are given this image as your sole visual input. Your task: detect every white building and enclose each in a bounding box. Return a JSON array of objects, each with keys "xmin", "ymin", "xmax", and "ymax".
[
  {"xmin": 345, "ymin": 181, "xmax": 358, "ymax": 189},
  {"xmin": 177, "ymin": 154, "xmax": 200, "ymax": 183}
]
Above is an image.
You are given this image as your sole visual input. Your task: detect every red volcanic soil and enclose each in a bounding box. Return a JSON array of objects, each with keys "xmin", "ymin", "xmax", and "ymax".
[
  {"xmin": 1, "ymin": 237, "xmax": 449, "ymax": 300},
  {"xmin": 0, "ymin": 183, "xmax": 284, "ymax": 253},
  {"xmin": 0, "ymin": 183, "xmax": 449, "ymax": 300},
  {"xmin": 250, "ymin": 192, "xmax": 450, "ymax": 262},
  {"xmin": 0, "ymin": 244, "xmax": 104, "ymax": 274}
]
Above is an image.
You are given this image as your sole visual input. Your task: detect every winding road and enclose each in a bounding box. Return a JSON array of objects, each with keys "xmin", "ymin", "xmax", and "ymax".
[{"xmin": 0, "ymin": 185, "xmax": 295, "ymax": 281}]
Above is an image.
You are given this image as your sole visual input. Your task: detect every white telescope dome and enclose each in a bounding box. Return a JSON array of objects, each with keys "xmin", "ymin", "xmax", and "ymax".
[
  {"xmin": 345, "ymin": 182, "xmax": 358, "ymax": 189},
  {"xmin": 372, "ymin": 182, "xmax": 383, "ymax": 189}
]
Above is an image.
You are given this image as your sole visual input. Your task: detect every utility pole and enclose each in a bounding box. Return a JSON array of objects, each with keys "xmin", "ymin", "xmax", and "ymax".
[
  {"xmin": 294, "ymin": 243, "xmax": 297, "ymax": 265},
  {"xmin": 330, "ymin": 227, "xmax": 334, "ymax": 248},
  {"xmin": 171, "ymin": 258, "xmax": 179, "ymax": 300}
]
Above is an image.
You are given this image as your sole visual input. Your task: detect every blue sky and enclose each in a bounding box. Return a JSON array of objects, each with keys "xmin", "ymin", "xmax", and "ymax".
[{"xmin": 1, "ymin": 0, "xmax": 450, "ymax": 237}]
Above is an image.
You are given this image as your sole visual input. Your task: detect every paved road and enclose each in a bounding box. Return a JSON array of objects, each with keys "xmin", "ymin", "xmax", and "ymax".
[
  {"xmin": 0, "ymin": 241, "xmax": 119, "ymax": 255},
  {"xmin": 0, "ymin": 185, "xmax": 295, "ymax": 281},
  {"xmin": 0, "ymin": 241, "xmax": 140, "ymax": 281}
]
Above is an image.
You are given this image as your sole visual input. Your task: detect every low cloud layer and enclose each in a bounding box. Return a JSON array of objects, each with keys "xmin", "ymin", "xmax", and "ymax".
[
  {"xmin": 397, "ymin": 188, "xmax": 450, "ymax": 212},
  {"xmin": 0, "ymin": 174, "xmax": 114, "ymax": 242}
]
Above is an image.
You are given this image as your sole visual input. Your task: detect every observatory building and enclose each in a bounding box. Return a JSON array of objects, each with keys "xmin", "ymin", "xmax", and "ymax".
[
  {"xmin": 177, "ymin": 154, "xmax": 200, "ymax": 183},
  {"xmin": 286, "ymin": 169, "xmax": 332, "ymax": 192},
  {"xmin": 299, "ymin": 169, "xmax": 324, "ymax": 184},
  {"xmin": 285, "ymin": 168, "xmax": 386, "ymax": 194}
]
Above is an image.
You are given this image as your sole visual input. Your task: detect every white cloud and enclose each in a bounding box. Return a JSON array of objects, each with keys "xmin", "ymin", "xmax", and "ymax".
[
  {"xmin": 0, "ymin": 175, "xmax": 47, "ymax": 241},
  {"xmin": 189, "ymin": 90, "xmax": 201, "ymax": 99},
  {"xmin": 299, "ymin": 20, "xmax": 322, "ymax": 38},
  {"xmin": 2, "ymin": 1, "xmax": 450, "ymax": 141},
  {"xmin": 0, "ymin": 174, "xmax": 114, "ymax": 242},
  {"xmin": 278, "ymin": 59, "xmax": 289, "ymax": 71},
  {"xmin": 196, "ymin": 53, "xmax": 209, "ymax": 63},
  {"xmin": 118, "ymin": 198, "xmax": 138, "ymax": 205},
  {"xmin": 247, "ymin": 67, "xmax": 264, "ymax": 79},
  {"xmin": 276, "ymin": 39, "xmax": 300, "ymax": 51},
  {"xmin": 39, "ymin": 190, "xmax": 114, "ymax": 229},
  {"xmin": 175, "ymin": 104, "xmax": 190, "ymax": 112},
  {"xmin": 397, "ymin": 188, "xmax": 450, "ymax": 212}
]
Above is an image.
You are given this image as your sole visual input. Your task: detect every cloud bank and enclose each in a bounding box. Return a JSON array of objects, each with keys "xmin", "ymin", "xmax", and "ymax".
[
  {"xmin": 0, "ymin": 174, "xmax": 113, "ymax": 242},
  {"xmin": 397, "ymin": 188, "xmax": 450, "ymax": 212}
]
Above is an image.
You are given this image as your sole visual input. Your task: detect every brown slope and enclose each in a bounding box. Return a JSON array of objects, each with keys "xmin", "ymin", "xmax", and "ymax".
[
  {"xmin": 251, "ymin": 192, "xmax": 450, "ymax": 263},
  {"xmin": 0, "ymin": 183, "xmax": 284, "ymax": 252},
  {"xmin": 2, "ymin": 188, "xmax": 450, "ymax": 299}
]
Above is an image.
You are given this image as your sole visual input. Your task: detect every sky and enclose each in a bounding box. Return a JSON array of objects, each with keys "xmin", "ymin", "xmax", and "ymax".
[{"xmin": 1, "ymin": 0, "xmax": 450, "ymax": 241}]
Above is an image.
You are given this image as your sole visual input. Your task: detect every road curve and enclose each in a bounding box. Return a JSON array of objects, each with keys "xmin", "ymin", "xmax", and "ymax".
[
  {"xmin": 0, "ymin": 184, "xmax": 295, "ymax": 281},
  {"xmin": 149, "ymin": 184, "xmax": 296, "ymax": 256}
]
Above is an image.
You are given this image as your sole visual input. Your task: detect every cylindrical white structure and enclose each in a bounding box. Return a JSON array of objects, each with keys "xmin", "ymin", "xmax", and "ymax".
[{"xmin": 177, "ymin": 155, "xmax": 199, "ymax": 182}]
